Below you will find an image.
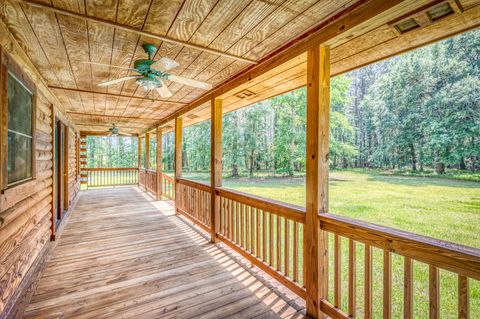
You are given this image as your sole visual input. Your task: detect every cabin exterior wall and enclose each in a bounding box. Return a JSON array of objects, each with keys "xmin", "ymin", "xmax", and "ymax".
[{"xmin": 0, "ymin": 27, "xmax": 80, "ymax": 317}]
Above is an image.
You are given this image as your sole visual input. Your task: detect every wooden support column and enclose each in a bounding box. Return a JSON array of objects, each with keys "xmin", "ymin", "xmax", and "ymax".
[
  {"xmin": 210, "ymin": 98, "xmax": 222, "ymax": 243},
  {"xmin": 156, "ymin": 127, "xmax": 162, "ymax": 201},
  {"xmin": 305, "ymin": 45, "xmax": 330, "ymax": 318},
  {"xmin": 174, "ymin": 117, "xmax": 182, "ymax": 214},
  {"xmin": 137, "ymin": 135, "xmax": 142, "ymax": 168},
  {"xmin": 145, "ymin": 133, "xmax": 150, "ymax": 170}
]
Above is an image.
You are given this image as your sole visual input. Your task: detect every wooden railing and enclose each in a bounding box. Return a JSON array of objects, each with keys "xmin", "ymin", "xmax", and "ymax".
[
  {"xmin": 145, "ymin": 169, "xmax": 157, "ymax": 194},
  {"xmin": 162, "ymin": 174, "xmax": 175, "ymax": 200},
  {"xmin": 176, "ymin": 178, "xmax": 210, "ymax": 230},
  {"xmin": 138, "ymin": 168, "xmax": 146, "ymax": 188},
  {"xmin": 85, "ymin": 168, "xmax": 138, "ymax": 187},
  {"xmin": 174, "ymin": 178, "xmax": 480, "ymax": 318},
  {"xmin": 216, "ymin": 187, "xmax": 306, "ymax": 298},
  {"xmin": 138, "ymin": 169, "xmax": 175, "ymax": 200},
  {"xmin": 318, "ymin": 213, "xmax": 480, "ymax": 319}
]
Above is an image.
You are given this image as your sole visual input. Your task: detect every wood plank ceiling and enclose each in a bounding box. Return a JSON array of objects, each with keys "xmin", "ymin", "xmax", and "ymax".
[
  {"xmin": 1, "ymin": 0, "xmax": 479, "ymax": 135},
  {"xmin": 0, "ymin": 0, "xmax": 357, "ymax": 135}
]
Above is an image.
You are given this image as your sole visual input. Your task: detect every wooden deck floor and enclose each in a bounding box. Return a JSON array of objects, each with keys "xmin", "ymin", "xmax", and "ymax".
[{"xmin": 23, "ymin": 187, "xmax": 305, "ymax": 319}]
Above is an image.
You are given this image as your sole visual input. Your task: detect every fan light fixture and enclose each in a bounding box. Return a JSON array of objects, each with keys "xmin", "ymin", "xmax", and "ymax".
[{"xmin": 137, "ymin": 77, "xmax": 161, "ymax": 91}]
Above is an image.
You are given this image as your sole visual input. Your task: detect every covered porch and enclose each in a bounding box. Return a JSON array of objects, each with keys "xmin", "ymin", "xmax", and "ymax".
[{"xmin": 0, "ymin": 0, "xmax": 479, "ymax": 318}]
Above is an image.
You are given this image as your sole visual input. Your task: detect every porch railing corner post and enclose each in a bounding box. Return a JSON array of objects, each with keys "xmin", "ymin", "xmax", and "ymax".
[
  {"xmin": 210, "ymin": 97, "xmax": 222, "ymax": 243},
  {"xmin": 305, "ymin": 44, "xmax": 330, "ymax": 319}
]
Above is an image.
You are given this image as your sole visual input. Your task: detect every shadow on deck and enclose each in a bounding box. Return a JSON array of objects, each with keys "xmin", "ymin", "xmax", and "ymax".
[{"xmin": 23, "ymin": 187, "xmax": 305, "ymax": 319}]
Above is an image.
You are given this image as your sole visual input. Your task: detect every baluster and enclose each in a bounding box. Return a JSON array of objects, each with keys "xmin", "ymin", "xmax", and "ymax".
[
  {"xmin": 458, "ymin": 275, "xmax": 469, "ymax": 319},
  {"xmin": 365, "ymin": 244, "xmax": 373, "ymax": 319},
  {"xmin": 284, "ymin": 218, "xmax": 289, "ymax": 277},
  {"xmin": 348, "ymin": 239, "xmax": 356, "ymax": 317},
  {"xmin": 220, "ymin": 197, "xmax": 224, "ymax": 235},
  {"xmin": 246, "ymin": 206, "xmax": 250, "ymax": 251},
  {"xmin": 251, "ymin": 207, "xmax": 255, "ymax": 255},
  {"xmin": 230, "ymin": 200, "xmax": 234, "ymax": 241},
  {"xmin": 429, "ymin": 265, "xmax": 439, "ymax": 319},
  {"xmin": 256, "ymin": 209, "xmax": 261, "ymax": 258},
  {"xmin": 269, "ymin": 212, "xmax": 273, "ymax": 266},
  {"xmin": 262, "ymin": 210, "xmax": 267, "ymax": 261},
  {"xmin": 240, "ymin": 203, "xmax": 244, "ymax": 247},
  {"xmin": 384, "ymin": 250, "xmax": 392, "ymax": 319},
  {"xmin": 293, "ymin": 221, "xmax": 298, "ymax": 283},
  {"xmin": 404, "ymin": 257, "xmax": 413, "ymax": 319},
  {"xmin": 276, "ymin": 215, "xmax": 281, "ymax": 271},
  {"xmin": 235, "ymin": 201, "xmax": 239, "ymax": 244},
  {"xmin": 334, "ymin": 234, "xmax": 341, "ymax": 308}
]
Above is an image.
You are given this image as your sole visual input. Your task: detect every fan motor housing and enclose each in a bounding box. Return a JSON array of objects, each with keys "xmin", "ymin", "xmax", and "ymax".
[{"xmin": 134, "ymin": 59, "xmax": 154, "ymax": 72}]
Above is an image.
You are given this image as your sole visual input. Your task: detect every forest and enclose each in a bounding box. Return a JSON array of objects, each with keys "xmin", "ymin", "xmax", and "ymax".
[{"xmin": 88, "ymin": 30, "xmax": 479, "ymax": 177}]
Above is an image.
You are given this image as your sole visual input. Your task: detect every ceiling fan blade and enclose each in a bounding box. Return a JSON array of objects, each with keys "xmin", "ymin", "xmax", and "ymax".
[
  {"xmin": 80, "ymin": 61, "xmax": 135, "ymax": 70},
  {"xmin": 98, "ymin": 76, "xmax": 140, "ymax": 87},
  {"xmin": 168, "ymin": 74, "xmax": 212, "ymax": 90},
  {"xmin": 151, "ymin": 57, "xmax": 179, "ymax": 72},
  {"xmin": 156, "ymin": 80, "xmax": 173, "ymax": 98}
]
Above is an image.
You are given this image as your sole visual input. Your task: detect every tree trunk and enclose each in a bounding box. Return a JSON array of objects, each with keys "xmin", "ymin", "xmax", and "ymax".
[
  {"xmin": 459, "ymin": 157, "xmax": 466, "ymax": 170},
  {"xmin": 435, "ymin": 162, "xmax": 445, "ymax": 174},
  {"xmin": 232, "ymin": 164, "xmax": 238, "ymax": 177},
  {"xmin": 410, "ymin": 143, "xmax": 417, "ymax": 171}
]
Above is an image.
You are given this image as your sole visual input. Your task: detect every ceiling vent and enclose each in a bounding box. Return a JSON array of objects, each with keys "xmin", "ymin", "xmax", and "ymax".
[
  {"xmin": 234, "ymin": 89, "xmax": 256, "ymax": 99},
  {"xmin": 187, "ymin": 114, "xmax": 199, "ymax": 119},
  {"xmin": 389, "ymin": 1, "xmax": 459, "ymax": 35}
]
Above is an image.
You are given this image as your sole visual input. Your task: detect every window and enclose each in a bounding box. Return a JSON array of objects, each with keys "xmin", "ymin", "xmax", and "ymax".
[{"xmin": 1, "ymin": 50, "xmax": 36, "ymax": 189}]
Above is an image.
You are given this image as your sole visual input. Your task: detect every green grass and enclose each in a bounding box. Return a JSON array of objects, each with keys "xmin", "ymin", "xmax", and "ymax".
[{"xmin": 180, "ymin": 170, "xmax": 480, "ymax": 317}]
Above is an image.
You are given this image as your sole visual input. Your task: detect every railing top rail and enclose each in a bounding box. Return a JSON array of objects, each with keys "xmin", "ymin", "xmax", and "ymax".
[
  {"xmin": 85, "ymin": 167, "xmax": 138, "ymax": 171},
  {"xmin": 320, "ymin": 213, "xmax": 480, "ymax": 280},
  {"xmin": 177, "ymin": 177, "xmax": 210, "ymax": 192},
  {"xmin": 216, "ymin": 186, "xmax": 305, "ymax": 223},
  {"xmin": 161, "ymin": 173, "xmax": 175, "ymax": 182}
]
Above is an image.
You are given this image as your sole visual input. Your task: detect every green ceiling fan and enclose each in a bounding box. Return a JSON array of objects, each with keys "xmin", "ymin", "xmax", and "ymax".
[{"xmin": 82, "ymin": 44, "xmax": 212, "ymax": 98}]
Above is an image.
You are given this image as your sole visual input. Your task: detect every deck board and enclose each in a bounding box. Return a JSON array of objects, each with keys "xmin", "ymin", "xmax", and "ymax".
[{"xmin": 23, "ymin": 187, "xmax": 305, "ymax": 318}]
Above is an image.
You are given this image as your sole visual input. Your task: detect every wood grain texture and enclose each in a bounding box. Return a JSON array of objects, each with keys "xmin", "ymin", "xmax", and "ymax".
[
  {"xmin": 304, "ymin": 44, "xmax": 330, "ymax": 318},
  {"xmin": 23, "ymin": 187, "xmax": 306, "ymax": 319},
  {"xmin": 6, "ymin": 0, "xmax": 479, "ymax": 134}
]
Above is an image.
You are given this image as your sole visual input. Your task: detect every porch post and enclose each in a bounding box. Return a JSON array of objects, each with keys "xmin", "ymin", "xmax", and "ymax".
[
  {"xmin": 305, "ymin": 45, "xmax": 330, "ymax": 318},
  {"xmin": 137, "ymin": 135, "xmax": 142, "ymax": 169},
  {"xmin": 174, "ymin": 117, "xmax": 182, "ymax": 214},
  {"xmin": 137, "ymin": 135, "xmax": 141, "ymax": 187},
  {"xmin": 145, "ymin": 132, "xmax": 150, "ymax": 170},
  {"xmin": 156, "ymin": 126, "xmax": 162, "ymax": 200},
  {"xmin": 210, "ymin": 98, "xmax": 222, "ymax": 243}
]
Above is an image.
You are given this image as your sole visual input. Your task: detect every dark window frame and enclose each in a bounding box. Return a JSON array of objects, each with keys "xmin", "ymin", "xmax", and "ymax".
[{"xmin": 0, "ymin": 48, "xmax": 37, "ymax": 190}]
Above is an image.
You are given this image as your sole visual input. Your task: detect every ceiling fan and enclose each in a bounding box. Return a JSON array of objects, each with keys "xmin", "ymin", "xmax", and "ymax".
[
  {"xmin": 107, "ymin": 123, "xmax": 132, "ymax": 136},
  {"xmin": 108, "ymin": 123, "xmax": 119, "ymax": 136},
  {"xmin": 82, "ymin": 44, "xmax": 212, "ymax": 98}
]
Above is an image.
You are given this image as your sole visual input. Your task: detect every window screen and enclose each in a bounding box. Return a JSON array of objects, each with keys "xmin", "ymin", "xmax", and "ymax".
[{"xmin": 7, "ymin": 72, "xmax": 33, "ymax": 185}]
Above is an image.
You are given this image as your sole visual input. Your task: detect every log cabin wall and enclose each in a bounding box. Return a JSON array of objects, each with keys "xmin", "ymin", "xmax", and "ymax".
[{"xmin": 0, "ymin": 26, "xmax": 79, "ymax": 318}]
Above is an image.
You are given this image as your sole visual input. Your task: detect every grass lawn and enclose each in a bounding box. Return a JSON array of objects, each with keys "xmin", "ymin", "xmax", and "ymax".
[{"xmin": 180, "ymin": 170, "xmax": 480, "ymax": 317}]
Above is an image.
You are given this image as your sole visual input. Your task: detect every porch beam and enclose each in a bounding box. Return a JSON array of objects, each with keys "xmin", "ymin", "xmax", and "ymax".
[
  {"xmin": 145, "ymin": 133, "xmax": 150, "ymax": 170},
  {"xmin": 19, "ymin": 0, "xmax": 257, "ymax": 65},
  {"xmin": 210, "ymin": 98, "xmax": 222, "ymax": 243},
  {"xmin": 156, "ymin": 127, "xmax": 162, "ymax": 201},
  {"xmin": 174, "ymin": 117, "xmax": 182, "ymax": 214},
  {"xmin": 305, "ymin": 45, "xmax": 330, "ymax": 318}
]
